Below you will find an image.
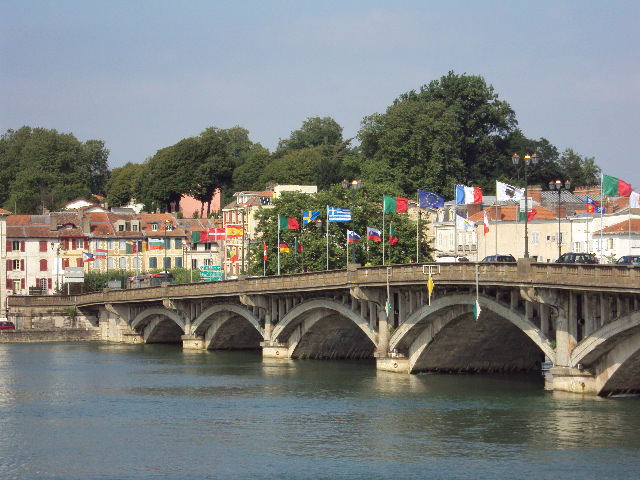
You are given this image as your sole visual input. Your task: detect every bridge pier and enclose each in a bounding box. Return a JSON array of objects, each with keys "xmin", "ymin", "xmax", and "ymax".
[
  {"xmin": 182, "ymin": 334, "xmax": 205, "ymax": 350},
  {"xmin": 376, "ymin": 356, "xmax": 410, "ymax": 373},
  {"xmin": 261, "ymin": 343, "xmax": 290, "ymax": 359},
  {"xmin": 550, "ymin": 366, "xmax": 597, "ymax": 394}
]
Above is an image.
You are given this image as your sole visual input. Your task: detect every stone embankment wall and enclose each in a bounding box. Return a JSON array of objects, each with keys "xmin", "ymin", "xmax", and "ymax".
[{"xmin": 0, "ymin": 329, "xmax": 101, "ymax": 343}]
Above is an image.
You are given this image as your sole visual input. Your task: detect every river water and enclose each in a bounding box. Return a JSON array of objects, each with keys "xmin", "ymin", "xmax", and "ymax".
[{"xmin": 0, "ymin": 343, "xmax": 638, "ymax": 480}]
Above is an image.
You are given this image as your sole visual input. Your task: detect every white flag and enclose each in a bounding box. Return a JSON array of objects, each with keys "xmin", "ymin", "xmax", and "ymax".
[
  {"xmin": 630, "ymin": 191, "xmax": 640, "ymax": 209},
  {"xmin": 456, "ymin": 214, "xmax": 475, "ymax": 232},
  {"xmin": 496, "ymin": 181, "xmax": 524, "ymax": 202}
]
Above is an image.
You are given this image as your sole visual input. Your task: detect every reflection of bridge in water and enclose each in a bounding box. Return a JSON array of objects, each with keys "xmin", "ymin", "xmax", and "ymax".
[{"xmin": 9, "ymin": 260, "xmax": 640, "ymax": 396}]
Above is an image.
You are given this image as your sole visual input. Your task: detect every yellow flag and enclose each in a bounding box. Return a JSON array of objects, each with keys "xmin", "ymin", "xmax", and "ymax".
[{"xmin": 427, "ymin": 276, "xmax": 434, "ymax": 295}]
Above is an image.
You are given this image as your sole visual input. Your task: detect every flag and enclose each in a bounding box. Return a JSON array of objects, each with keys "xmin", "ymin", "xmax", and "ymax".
[
  {"xmin": 95, "ymin": 249, "xmax": 107, "ymax": 259},
  {"xmin": 347, "ymin": 230, "xmax": 361, "ymax": 243},
  {"xmin": 227, "ymin": 247, "xmax": 238, "ymax": 262},
  {"xmin": 200, "ymin": 231, "xmax": 208, "ymax": 243},
  {"xmin": 209, "ymin": 228, "xmax": 226, "ymax": 241},
  {"xmin": 388, "ymin": 224, "xmax": 398, "ymax": 245},
  {"xmin": 126, "ymin": 242, "xmax": 138, "ymax": 254},
  {"xmin": 225, "ymin": 225, "xmax": 243, "ymax": 238},
  {"xmin": 191, "ymin": 231, "xmax": 201, "ymax": 243},
  {"xmin": 455, "ymin": 186, "xmax": 483, "ymax": 204},
  {"xmin": 483, "ymin": 210, "xmax": 490, "ymax": 236},
  {"xmin": 427, "ymin": 276, "xmax": 434, "ymax": 296},
  {"xmin": 517, "ymin": 209, "xmax": 537, "ymax": 222},
  {"xmin": 456, "ymin": 214, "xmax": 475, "ymax": 232},
  {"xmin": 302, "ymin": 210, "xmax": 321, "ymax": 226},
  {"xmin": 496, "ymin": 181, "xmax": 524, "ymax": 201},
  {"xmin": 367, "ymin": 227, "xmax": 382, "ymax": 242},
  {"xmin": 296, "ymin": 240, "xmax": 303, "ymax": 253},
  {"xmin": 630, "ymin": 191, "xmax": 640, "ymax": 209},
  {"xmin": 149, "ymin": 238, "xmax": 164, "ymax": 250},
  {"xmin": 279, "ymin": 215, "xmax": 299, "ymax": 230},
  {"xmin": 383, "ymin": 196, "xmax": 409, "ymax": 213},
  {"xmin": 327, "ymin": 206, "xmax": 351, "ymax": 222},
  {"xmin": 473, "ymin": 300, "xmax": 482, "ymax": 321},
  {"xmin": 385, "ymin": 297, "xmax": 391, "ymax": 316},
  {"xmin": 418, "ymin": 190, "xmax": 445, "ymax": 209},
  {"xmin": 602, "ymin": 174, "xmax": 632, "ymax": 197},
  {"xmin": 586, "ymin": 196, "xmax": 604, "ymax": 214},
  {"xmin": 279, "ymin": 242, "xmax": 290, "ymax": 253},
  {"xmin": 263, "ymin": 242, "xmax": 268, "ymax": 261},
  {"xmin": 82, "ymin": 252, "xmax": 94, "ymax": 262}
]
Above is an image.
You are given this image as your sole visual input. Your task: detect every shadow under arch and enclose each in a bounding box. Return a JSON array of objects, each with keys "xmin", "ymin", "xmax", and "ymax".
[
  {"xmin": 272, "ymin": 298, "xmax": 377, "ymax": 359},
  {"xmin": 192, "ymin": 303, "xmax": 264, "ymax": 350},
  {"xmin": 390, "ymin": 293, "xmax": 555, "ymax": 373},
  {"xmin": 130, "ymin": 307, "xmax": 186, "ymax": 344}
]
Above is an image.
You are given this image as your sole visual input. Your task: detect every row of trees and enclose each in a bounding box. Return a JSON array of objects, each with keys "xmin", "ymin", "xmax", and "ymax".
[{"xmin": 0, "ymin": 72, "xmax": 601, "ymax": 216}]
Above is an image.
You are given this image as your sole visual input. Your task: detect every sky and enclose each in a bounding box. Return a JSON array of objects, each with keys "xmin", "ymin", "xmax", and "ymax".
[{"xmin": 2, "ymin": 0, "xmax": 639, "ymax": 191}]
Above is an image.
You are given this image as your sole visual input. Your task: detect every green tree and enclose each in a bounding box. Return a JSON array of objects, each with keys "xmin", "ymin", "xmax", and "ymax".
[
  {"xmin": 358, "ymin": 72, "xmax": 517, "ymax": 196},
  {"xmin": 106, "ymin": 162, "xmax": 146, "ymax": 207}
]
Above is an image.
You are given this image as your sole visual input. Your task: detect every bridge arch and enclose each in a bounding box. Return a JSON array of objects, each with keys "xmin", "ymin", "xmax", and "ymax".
[
  {"xmin": 130, "ymin": 307, "xmax": 186, "ymax": 344},
  {"xmin": 272, "ymin": 298, "xmax": 377, "ymax": 359},
  {"xmin": 192, "ymin": 303, "xmax": 264, "ymax": 350},
  {"xmin": 571, "ymin": 310, "xmax": 640, "ymax": 395},
  {"xmin": 390, "ymin": 293, "xmax": 555, "ymax": 373}
]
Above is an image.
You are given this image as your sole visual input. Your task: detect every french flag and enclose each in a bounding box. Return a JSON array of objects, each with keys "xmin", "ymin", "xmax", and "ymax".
[
  {"xmin": 367, "ymin": 227, "xmax": 382, "ymax": 242},
  {"xmin": 347, "ymin": 230, "xmax": 361, "ymax": 243},
  {"xmin": 455, "ymin": 185, "xmax": 483, "ymax": 205}
]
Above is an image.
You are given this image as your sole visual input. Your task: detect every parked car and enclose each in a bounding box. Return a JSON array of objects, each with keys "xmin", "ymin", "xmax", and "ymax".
[
  {"xmin": 616, "ymin": 255, "xmax": 640, "ymax": 265},
  {"xmin": 555, "ymin": 253, "xmax": 598, "ymax": 264},
  {"xmin": 0, "ymin": 321, "xmax": 15, "ymax": 330},
  {"xmin": 481, "ymin": 255, "xmax": 516, "ymax": 262}
]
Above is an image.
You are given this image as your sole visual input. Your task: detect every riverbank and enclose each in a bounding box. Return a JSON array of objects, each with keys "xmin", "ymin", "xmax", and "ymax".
[{"xmin": 0, "ymin": 328, "xmax": 100, "ymax": 343}]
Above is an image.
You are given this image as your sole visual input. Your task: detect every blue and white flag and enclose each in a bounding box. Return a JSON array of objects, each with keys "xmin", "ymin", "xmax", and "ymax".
[
  {"xmin": 347, "ymin": 230, "xmax": 361, "ymax": 243},
  {"xmin": 418, "ymin": 190, "xmax": 445, "ymax": 208},
  {"xmin": 302, "ymin": 210, "xmax": 321, "ymax": 226},
  {"xmin": 327, "ymin": 206, "xmax": 351, "ymax": 222}
]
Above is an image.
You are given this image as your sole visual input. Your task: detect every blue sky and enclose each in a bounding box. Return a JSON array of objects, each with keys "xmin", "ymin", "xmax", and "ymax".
[{"xmin": 2, "ymin": 1, "xmax": 638, "ymax": 191}]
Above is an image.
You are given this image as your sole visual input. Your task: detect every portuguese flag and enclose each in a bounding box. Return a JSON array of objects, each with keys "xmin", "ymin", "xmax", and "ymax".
[
  {"xmin": 279, "ymin": 215, "xmax": 299, "ymax": 230},
  {"xmin": 227, "ymin": 247, "xmax": 238, "ymax": 262},
  {"xmin": 603, "ymin": 174, "xmax": 632, "ymax": 197},
  {"xmin": 383, "ymin": 196, "xmax": 408, "ymax": 213}
]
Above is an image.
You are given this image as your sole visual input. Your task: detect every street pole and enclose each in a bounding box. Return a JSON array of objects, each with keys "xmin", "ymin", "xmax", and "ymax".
[{"xmin": 512, "ymin": 153, "xmax": 539, "ymax": 258}]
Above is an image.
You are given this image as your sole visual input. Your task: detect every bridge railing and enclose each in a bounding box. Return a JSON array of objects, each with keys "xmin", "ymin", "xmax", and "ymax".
[{"xmin": 8, "ymin": 262, "xmax": 639, "ymax": 309}]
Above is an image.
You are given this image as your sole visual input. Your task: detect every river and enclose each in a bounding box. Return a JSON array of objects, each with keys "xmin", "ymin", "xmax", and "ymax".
[{"xmin": 0, "ymin": 343, "xmax": 638, "ymax": 479}]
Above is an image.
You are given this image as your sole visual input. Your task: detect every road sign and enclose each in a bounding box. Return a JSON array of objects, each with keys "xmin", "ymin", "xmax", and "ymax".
[
  {"xmin": 64, "ymin": 267, "xmax": 84, "ymax": 283},
  {"xmin": 200, "ymin": 265, "xmax": 222, "ymax": 281}
]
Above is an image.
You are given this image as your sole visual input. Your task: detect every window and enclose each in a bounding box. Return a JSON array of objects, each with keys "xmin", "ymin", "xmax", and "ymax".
[
  {"xmin": 151, "ymin": 223, "xmax": 159, "ymax": 232},
  {"xmin": 191, "ymin": 258, "xmax": 198, "ymax": 269},
  {"xmin": 119, "ymin": 224, "xmax": 125, "ymax": 231},
  {"xmin": 107, "ymin": 257, "xmax": 115, "ymax": 269},
  {"xmin": 94, "ymin": 239, "xmax": 100, "ymax": 250},
  {"xmin": 76, "ymin": 258, "xmax": 83, "ymax": 267},
  {"xmin": 132, "ymin": 224, "xmax": 139, "ymax": 231},
  {"xmin": 119, "ymin": 257, "xmax": 126, "ymax": 269},
  {"xmin": 174, "ymin": 238, "xmax": 182, "ymax": 249},
  {"xmin": 40, "ymin": 241, "xmax": 48, "ymax": 252},
  {"xmin": 12, "ymin": 241, "xmax": 21, "ymax": 251},
  {"xmin": 108, "ymin": 239, "xmax": 114, "ymax": 250},
  {"xmin": 175, "ymin": 257, "xmax": 183, "ymax": 268},
  {"xmin": 559, "ymin": 232, "xmax": 565, "ymax": 244},
  {"xmin": 40, "ymin": 259, "xmax": 48, "ymax": 271},
  {"xmin": 119, "ymin": 240, "xmax": 127, "ymax": 250},
  {"xmin": 12, "ymin": 260, "xmax": 20, "ymax": 270},
  {"xmin": 531, "ymin": 232, "xmax": 540, "ymax": 244},
  {"xmin": 164, "ymin": 238, "xmax": 170, "ymax": 250},
  {"xmin": 164, "ymin": 257, "xmax": 171, "ymax": 269},
  {"xmin": 62, "ymin": 258, "xmax": 70, "ymax": 268},
  {"xmin": 39, "ymin": 278, "xmax": 48, "ymax": 290},
  {"xmin": 132, "ymin": 257, "xmax": 140, "ymax": 269},
  {"xmin": 149, "ymin": 257, "xmax": 157, "ymax": 269}
]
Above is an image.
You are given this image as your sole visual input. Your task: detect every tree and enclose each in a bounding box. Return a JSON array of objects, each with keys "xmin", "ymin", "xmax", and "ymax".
[
  {"xmin": 276, "ymin": 116, "xmax": 343, "ymax": 153},
  {"xmin": 106, "ymin": 162, "xmax": 146, "ymax": 207},
  {"xmin": 358, "ymin": 72, "xmax": 517, "ymax": 196}
]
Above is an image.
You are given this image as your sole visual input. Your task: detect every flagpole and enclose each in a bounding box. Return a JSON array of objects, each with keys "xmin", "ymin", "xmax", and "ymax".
[
  {"xmin": 600, "ymin": 174, "xmax": 604, "ymax": 261},
  {"xmin": 382, "ymin": 197, "xmax": 386, "ymax": 266},
  {"xmin": 346, "ymin": 233, "xmax": 349, "ymax": 267},
  {"xmin": 326, "ymin": 206, "xmax": 329, "ymax": 270},
  {"xmin": 454, "ymin": 185, "xmax": 458, "ymax": 257},
  {"xmin": 416, "ymin": 191, "xmax": 420, "ymax": 263},
  {"xmin": 263, "ymin": 242, "xmax": 266, "ymax": 277},
  {"xmin": 277, "ymin": 224, "xmax": 281, "ymax": 276},
  {"xmin": 294, "ymin": 236, "xmax": 298, "ymax": 274},
  {"xmin": 495, "ymin": 204, "xmax": 498, "ymax": 256}
]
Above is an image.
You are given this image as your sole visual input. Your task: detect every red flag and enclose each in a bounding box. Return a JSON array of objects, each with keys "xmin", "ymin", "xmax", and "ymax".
[
  {"xmin": 389, "ymin": 224, "xmax": 398, "ymax": 245},
  {"xmin": 200, "ymin": 231, "xmax": 208, "ymax": 243},
  {"xmin": 483, "ymin": 211, "xmax": 489, "ymax": 236},
  {"xmin": 297, "ymin": 241, "xmax": 303, "ymax": 253},
  {"xmin": 263, "ymin": 242, "xmax": 267, "ymax": 261},
  {"xmin": 528, "ymin": 209, "xmax": 537, "ymax": 222}
]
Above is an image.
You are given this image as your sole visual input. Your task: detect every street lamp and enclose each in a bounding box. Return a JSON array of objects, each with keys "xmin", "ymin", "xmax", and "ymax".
[
  {"xmin": 511, "ymin": 153, "xmax": 539, "ymax": 258},
  {"xmin": 50, "ymin": 242, "xmax": 61, "ymax": 292},
  {"xmin": 342, "ymin": 179, "xmax": 363, "ymax": 263},
  {"xmin": 549, "ymin": 179, "xmax": 571, "ymax": 259}
]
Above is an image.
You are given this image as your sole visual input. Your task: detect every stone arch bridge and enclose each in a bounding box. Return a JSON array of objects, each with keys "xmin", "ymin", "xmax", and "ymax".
[{"xmin": 8, "ymin": 260, "xmax": 640, "ymax": 396}]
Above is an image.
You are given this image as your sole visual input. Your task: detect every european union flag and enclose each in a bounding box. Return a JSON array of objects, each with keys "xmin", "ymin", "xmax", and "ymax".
[
  {"xmin": 302, "ymin": 210, "xmax": 321, "ymax": 226},
  {"xmin": 418, "ymin": 190, "xmax": 445, "ymax": 209}
]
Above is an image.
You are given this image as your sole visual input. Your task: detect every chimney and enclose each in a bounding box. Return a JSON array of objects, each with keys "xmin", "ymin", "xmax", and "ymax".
[
  {"xmin": 529, "ymin": 185, "xmax": 542, "ymax": 204},
  {"xmin": 82, "ymin": 217, "xmax": 90, "ymax": 234},
  {"xmin": 50, "ymin": 215, "xmax": 58, "ymax": 232}
]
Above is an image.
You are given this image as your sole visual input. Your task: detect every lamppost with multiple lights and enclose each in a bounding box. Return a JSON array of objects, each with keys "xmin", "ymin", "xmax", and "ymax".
[
  {"xmin": 341, "ymin": 179, "xmax": 363, "ymax": 263},
  {"xmin": 511, "ymin": 153, "xmax": 539, "ymax": 258},
  {"xmin": 549, "ymin": 179, "xmax": 571, "ymax": 259}
]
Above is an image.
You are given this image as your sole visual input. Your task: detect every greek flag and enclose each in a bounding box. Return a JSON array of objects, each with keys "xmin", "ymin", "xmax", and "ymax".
[{"xmin": 327, "ymin": 206, "xmax": 351, "ymax": 222}]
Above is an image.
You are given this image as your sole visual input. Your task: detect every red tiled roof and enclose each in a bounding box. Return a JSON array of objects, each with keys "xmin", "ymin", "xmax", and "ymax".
[
  {"xmin": 593, "ymin": 218, "xmax": 640, "ymax": 234},
  {"xmin": 468, "ymin": 205, "xmax": 559, "ymax": 222}
]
